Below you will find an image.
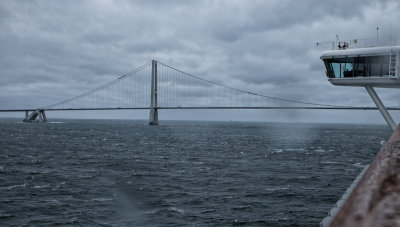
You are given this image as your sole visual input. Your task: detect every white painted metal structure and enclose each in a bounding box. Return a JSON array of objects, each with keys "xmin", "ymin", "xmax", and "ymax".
[
  {"xmin": 321, "ymin": 46, "xmax": 400, "ymax": 87},
  {"xmin": 321, "ymin": 45, "xmax": 400, "ymax": 130}
]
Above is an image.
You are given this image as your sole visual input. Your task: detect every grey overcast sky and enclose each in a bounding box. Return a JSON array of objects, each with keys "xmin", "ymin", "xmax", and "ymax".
[{"xmin": 1, "ymin": 0, "xmax": 400, "ymax": 124}]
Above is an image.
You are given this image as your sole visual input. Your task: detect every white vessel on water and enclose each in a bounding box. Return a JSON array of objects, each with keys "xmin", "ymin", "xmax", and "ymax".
[{"xmin": 320, "ymin": 37, "xmax": 400, "ymax": 130}]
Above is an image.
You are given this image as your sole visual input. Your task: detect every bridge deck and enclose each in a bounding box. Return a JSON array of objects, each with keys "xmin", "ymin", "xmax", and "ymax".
[{"xmin": 2, "ymin": 106, "xmax": 400, "ymax": 112}]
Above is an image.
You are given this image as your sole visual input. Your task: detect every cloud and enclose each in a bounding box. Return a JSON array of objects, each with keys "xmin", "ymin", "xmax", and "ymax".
[{"xmin": 0, "ymin": 0, "xmax": 399, "ymax": 123}]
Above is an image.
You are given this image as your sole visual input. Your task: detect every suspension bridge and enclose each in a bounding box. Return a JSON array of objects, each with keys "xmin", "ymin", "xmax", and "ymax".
[{"xmin": 1, "ymin": 60, "xmax": 399, "ymax": 125}]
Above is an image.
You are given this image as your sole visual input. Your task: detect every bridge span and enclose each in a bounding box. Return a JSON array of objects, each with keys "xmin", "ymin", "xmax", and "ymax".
[{"xmin": 1, "ymin": 60, "xmax": 399, "ymax": 124}]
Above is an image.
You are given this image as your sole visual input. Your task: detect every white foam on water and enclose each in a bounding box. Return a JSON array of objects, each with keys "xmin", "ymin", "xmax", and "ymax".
[
  {"xmin": 33, "ymin": 184, "xmax": 50, "ymax": 189},
  {"xmin": 92, "ymin": 198, "xmax": 114, "ymax": 202},
  {"xmin": 285, "ymin": 148, "xmax": 305, "ymax": 152},
  {"xmin": 315, "ymin": 149, "xmax": 327, "ymax": 153},
  {"xmin": 200, "ymin": 209, "xmax": 216, "ymax": 213},
  {"xmin": 320, "ymin": 161, "xmax": 343, "ymax": 165},
  {"xmin": 353, "ymin": 163, "xmax": 365, "ymax": 168},
  {"xmin": 0, "ymin": 212, "xmax": 13, "ymax": 218},
  {"xmin": 1, "ymin": 183, "xmax": 27, "ymax": 190},
  {"xmin": 265, "ymin": 186, "xmax": 290, "ymax": 191},
  {"xmin": 168, "ymin": 207, "xmax": 184, "ymax": 213}
]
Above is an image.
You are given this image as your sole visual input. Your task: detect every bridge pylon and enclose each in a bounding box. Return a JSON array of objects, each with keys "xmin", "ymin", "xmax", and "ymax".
[
  {"xmin": 23, "ymin": 109, "xmax": 47, "ymax": 123},
  {"xmin": 149, "ymin": 60, "xmax": 159, "ymax": 125}
]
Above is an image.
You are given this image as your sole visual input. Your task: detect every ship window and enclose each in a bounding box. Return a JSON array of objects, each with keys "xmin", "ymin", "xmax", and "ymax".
[
  {"xmin": 330, "ymin": 60, "xmax": 341, "ymax": 78},
  {"xmin": 324, "ymin": 55, "xmax": 391, "ymax": 78},
  {"xmin": 353, "ymin": 57, "xmax": 366, "ymax": 77},
  {"xmin": 342, "ymin": 59, "xmax": 353, "ymax": 78},
  {"xmin": 324, "ymin": 58, "xmax": 353, "ymax": 78}
]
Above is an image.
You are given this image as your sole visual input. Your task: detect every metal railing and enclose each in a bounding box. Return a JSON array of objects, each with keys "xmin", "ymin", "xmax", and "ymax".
[{"xmin": 317, "ymin": 36, "xmax": 399, "ymax": 50}]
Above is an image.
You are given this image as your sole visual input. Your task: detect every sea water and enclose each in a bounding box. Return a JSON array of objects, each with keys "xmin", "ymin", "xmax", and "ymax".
[{"xmin": 0, "ymin": 119, "xmax": 391, "ymax": 226}]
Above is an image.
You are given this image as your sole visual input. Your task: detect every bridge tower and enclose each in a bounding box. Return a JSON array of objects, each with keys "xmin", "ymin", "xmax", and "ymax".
[
  {"xmin": 149, "ymin": 60, "xmax": 159, "ymax": 125},
  {"xmin": 23, "ymin": 109, "xmax": 47, "ymax": 123}
]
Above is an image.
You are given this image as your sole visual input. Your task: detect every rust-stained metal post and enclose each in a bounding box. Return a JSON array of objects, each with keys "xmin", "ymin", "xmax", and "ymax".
[{"xmin": 327, "ymin": 125, "xmax": 400, "ymax": 227}]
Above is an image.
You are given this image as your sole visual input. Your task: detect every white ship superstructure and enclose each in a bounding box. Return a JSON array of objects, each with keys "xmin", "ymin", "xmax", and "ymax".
[{"xmin": 320, "ymin": 38, "xmax": 400, "ymax": 130}]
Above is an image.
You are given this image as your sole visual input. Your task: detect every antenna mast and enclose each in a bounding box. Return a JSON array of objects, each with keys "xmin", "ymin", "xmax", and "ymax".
[{"xmin": 377, "ymin": 27, "xmax": 379, "ymax": 46}]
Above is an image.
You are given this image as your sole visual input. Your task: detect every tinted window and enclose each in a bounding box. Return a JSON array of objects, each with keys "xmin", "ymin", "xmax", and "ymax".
[{"xmin": 324, "ymin": 55, "xmax": 391, "ymax": 78}]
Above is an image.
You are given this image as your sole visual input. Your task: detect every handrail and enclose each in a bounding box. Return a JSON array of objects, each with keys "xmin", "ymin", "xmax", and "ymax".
[{"xmin": 327, "ymin": 125, "xmax": 400, "ymax": 226}]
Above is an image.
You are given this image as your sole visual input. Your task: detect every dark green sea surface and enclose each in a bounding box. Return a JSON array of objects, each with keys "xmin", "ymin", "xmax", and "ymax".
[{"xmin": 0, "ymin": 119, "xmax": 391, "ymax": 226}]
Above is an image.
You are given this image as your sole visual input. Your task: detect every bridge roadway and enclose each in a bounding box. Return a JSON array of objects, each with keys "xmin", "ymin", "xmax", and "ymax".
[{"xmin": 2, "ymin": 106, "xmax": 400, "ymax": 112}]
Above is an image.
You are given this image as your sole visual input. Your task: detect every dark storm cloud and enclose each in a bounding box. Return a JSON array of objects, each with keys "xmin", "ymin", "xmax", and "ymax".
[{"xmin": 0, "ymin": 0, "xmax": 399, "ymax": 123}]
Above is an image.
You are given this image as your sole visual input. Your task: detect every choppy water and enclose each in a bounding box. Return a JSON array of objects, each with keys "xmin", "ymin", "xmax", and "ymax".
[{"xmin": 0, "ymin": 119, "xmax": 392, "ymax": 226}]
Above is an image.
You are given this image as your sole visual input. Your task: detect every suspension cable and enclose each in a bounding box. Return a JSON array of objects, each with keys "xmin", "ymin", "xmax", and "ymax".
[
  {"xmin": 42, "ymin": 61, "xmax": 151, "ymax": 109},
  {"xmin": 158, "ymin": 61, "xmax": 353, "ymax": 108}
]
